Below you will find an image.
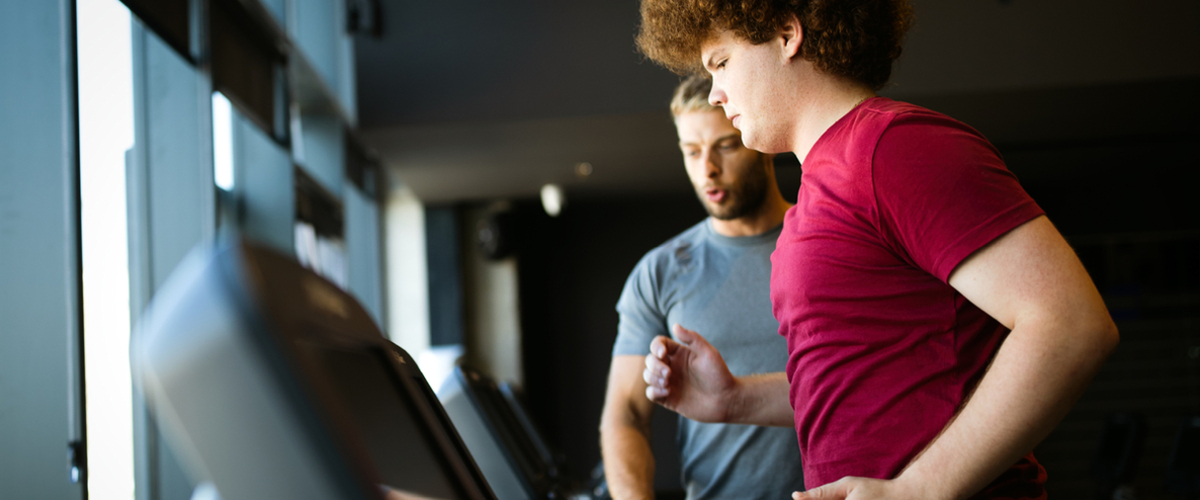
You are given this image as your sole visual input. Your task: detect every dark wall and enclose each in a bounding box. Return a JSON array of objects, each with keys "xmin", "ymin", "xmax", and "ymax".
[
  {"xmin": 1006, "ymin": 137, "xmax": 1198, "ymax": 237},
  {"xmin": 514, "ymin": 192, "xmax": 707, "ymax": 489}
]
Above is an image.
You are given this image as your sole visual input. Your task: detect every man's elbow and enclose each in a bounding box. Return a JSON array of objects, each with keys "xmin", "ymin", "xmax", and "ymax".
[
  {"xmin": 599, "ymin": 419, "xmax": 647, "ymax": 443},
  {"xmin": 1094, "ymin": 315, "xmax": 1120, "ymax": 358},
  {"xmin": 1072, "ymin": 311, "xmax": 1119, "ymax": 366},
  {"xmin": 599, "ymin": 409, "xmax": 623, "ymax": 436},
  {"xmin": 599, "ymin": 403, "xmax": 651, "ymax": 438},
  {"xmin": 1040, "ymin": 308, "xmax": 1119, "ymax": 370}
]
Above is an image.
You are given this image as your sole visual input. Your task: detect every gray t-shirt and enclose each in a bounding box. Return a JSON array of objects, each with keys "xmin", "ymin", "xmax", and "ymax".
[{"xmin": 613, "ymin": 219, "xmax": 805, "ymax": 500}]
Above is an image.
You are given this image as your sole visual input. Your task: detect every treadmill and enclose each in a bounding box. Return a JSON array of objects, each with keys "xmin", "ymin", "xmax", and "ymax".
[
  {"xmin": 438, "ymin": 366, "xmax": 562, "ymax": 500},
  {"xmin": 497, "ymin": 381, "xmax": 559, "ymax": 480},
  {"xmin": 133, "ymin": 240, "xmax": 495, "ymax": 500}
]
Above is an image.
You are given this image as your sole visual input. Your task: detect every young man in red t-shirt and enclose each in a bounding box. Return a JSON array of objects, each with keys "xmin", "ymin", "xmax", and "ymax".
[{"xmin": 634, "ymin": 1, "xmax": 1119, "ymax": 499}]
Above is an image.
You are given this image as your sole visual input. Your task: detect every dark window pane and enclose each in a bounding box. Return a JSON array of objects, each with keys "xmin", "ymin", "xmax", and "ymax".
[
  {"xmin": 120, "ymin": 0, "xmax": 190, "ymax": 59},
  {"xmin": 210, "ymin": 0, "xmax": 283, "ymax": 139}
]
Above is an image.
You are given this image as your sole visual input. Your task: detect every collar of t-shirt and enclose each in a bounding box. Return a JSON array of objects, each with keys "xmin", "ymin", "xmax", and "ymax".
[{"xmin": 704, "ymin": 218, "xmax": 783, "ymax": 248}]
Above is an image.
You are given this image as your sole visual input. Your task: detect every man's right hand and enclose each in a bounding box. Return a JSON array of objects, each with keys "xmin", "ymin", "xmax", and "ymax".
[{"xmin": 643, "ymin": 324, "xmax": 739, "ymax": 423}]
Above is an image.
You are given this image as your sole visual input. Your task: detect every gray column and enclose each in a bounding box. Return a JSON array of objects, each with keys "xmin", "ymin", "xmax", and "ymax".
[
  {"xmin": 346, "ymin": 184, "xmax": 384, "ymax": 326},
  {"xmin": 128, "ymin": 20, "xmax": 215, "ymax": 500},
  {"xmin": 0, "ymin": 1, "xmax": 86, "ymax": 499}
]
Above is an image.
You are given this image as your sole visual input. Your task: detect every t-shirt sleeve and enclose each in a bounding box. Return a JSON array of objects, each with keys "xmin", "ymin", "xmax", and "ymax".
[
  {"xmin": 871, "ymin": 112, "xmax": 1045, "ymax": 282},
  {"xmin": 613, "ymin": 255, "xmax": 669, "ymax": 357}
]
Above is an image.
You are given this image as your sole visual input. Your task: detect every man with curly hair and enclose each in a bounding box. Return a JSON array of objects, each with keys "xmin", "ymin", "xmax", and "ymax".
[
  {"xmin": 635, "ymin": 1, "xmax": 1119, "ymax": 499},
  {"xmin": 601, "ymin": 75, "xmax": 804, "ymax": 500}
]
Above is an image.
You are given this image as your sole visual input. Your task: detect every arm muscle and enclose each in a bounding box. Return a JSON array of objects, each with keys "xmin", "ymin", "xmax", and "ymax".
[{"xmin": 600, "ymin": 355, "xmax": 658, "ymax": 500}]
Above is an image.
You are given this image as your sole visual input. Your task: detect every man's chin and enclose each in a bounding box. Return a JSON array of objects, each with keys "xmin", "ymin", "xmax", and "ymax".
[
  {"xmin": 706, "ymin": 205, "xmax": 739, "ymax": 221},
  {"xmin": 739, "ymin": 130, "xmax": 786, "ymax": 155},
  {"xmin": 698, "ymin": 193, "xmax": 744, "ymax": 220}
]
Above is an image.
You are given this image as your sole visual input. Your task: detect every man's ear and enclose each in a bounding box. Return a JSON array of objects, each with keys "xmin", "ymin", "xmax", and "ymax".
[{"xmin": 779, "ymin": 13, "xmax": 803, "ymax": 60}]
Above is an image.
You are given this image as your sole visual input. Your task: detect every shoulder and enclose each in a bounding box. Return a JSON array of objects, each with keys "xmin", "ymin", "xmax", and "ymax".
[
  {"xmin": 839, "ymin": 99, "xmax": 1007, "ymax": 195},
  {"xmin": 807, "ymin": 98, "xmax": 956, "ymax": 173},
  {"xmin": 632, "ymin": 220, "xmax": 709, "ymax": 278},
  {"xmin": 866, "ymin": 99, "xmax": 997, "ymax": 161},
  {"xmin": 860, "ymin": 98, "xmax": 956, "ymax": 124},
  {"xmin": 617, "ymin": 220, "xmax": 709, "ymax": 313}
]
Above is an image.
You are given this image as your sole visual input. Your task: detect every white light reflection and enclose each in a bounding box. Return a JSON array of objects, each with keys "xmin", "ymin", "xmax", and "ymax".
[
  {"xmin": 213, "ymin": 92, "xmax": 235, "ymax": 191},
  {"xmin": 77, "ymin": 0, "xmax": 135, "ymax": 498}
]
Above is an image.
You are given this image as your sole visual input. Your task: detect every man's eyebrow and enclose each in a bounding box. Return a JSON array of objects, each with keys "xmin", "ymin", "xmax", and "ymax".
[{"xmin": 680, "ymin": 133, "xmax": 742, "ymax": 148}]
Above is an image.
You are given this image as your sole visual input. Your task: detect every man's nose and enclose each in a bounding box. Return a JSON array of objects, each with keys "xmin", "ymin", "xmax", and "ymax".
[
  {"xmin": 702, "ymin": 151, "xmax": 721, "ymax": 177},
  {"xmin": 708, "ymin": 83, "xmax": 726, "ymax": 107}
]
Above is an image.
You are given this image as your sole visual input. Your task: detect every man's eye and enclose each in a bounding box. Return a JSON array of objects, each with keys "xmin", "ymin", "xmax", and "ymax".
[
  {"xmin": 717, "ymin": 59, "xmax": 727, "ymax": 69},
  {"xmin": 684, "ymin": 150, "xmax": 700, "ymax": 158}
]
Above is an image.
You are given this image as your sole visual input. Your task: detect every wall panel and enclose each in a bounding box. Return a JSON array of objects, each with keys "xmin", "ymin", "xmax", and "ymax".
[
  {"xmin": 0, "ymin": 1, "xmax": 85, "ymax": 499},
  {"xmin": 129, "ymin": 21, "xmax": 214, "ymax": 500}
]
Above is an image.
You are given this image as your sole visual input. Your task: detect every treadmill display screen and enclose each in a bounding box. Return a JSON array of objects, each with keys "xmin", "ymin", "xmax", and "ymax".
[{"xmin": 307, "ymin": 343, "xmax": 463, "ymax": 500}]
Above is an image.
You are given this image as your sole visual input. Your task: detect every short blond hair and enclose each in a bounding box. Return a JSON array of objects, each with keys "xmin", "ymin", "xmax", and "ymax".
[{"xmin": 670, "ymin": 75, "xmax": 718, "ymax": 117}]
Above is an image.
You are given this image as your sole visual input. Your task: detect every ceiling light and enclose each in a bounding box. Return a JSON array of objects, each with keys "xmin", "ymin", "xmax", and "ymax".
[{"xmin": 540, "ymin": 183, "xmax": 565, "ymax": 217}]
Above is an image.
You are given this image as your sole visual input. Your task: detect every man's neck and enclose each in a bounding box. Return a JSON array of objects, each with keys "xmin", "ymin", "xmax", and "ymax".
[
  {"xmin": 787, "ymin": 68, "xmax": 876, "ymax": 163},
  {"xmin": 710, "ymin": 190, "xmax": 792, "ymax": 237}
]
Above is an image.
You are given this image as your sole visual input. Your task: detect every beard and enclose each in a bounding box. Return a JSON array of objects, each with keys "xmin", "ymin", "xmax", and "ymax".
[{"xmin": 695, "ymin": 156, "xmax": 770, "ymax": 221}]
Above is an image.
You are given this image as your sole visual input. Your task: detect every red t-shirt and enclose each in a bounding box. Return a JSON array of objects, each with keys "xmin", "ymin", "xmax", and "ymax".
[{"xmin": 770, "ymin": 98, "xmax": 1048, "ymax": 497}]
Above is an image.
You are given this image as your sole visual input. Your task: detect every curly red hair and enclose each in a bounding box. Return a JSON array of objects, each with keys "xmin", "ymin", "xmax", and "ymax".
[{"xmin": 636, "ymin": 0, "xmax": 914, "ymax": 91}]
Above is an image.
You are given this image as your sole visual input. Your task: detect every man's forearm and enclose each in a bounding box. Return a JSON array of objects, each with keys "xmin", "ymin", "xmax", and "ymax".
[
  {"xmin": 893, "ymin": 318, "xmax": 1118, "ymax": 500},
  {"xmin": 599, "ymin": 422, "xmax": 656, "ymax": 500},
  {"xmin": 728, "ymin": 372, "xmax": 794, "ymax": 427}
]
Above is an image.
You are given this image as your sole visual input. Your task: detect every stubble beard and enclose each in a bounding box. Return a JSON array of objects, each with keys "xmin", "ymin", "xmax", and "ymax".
[{"xmin": 697, "ymin": 157, "xmax": 770, "ymax": 221}]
